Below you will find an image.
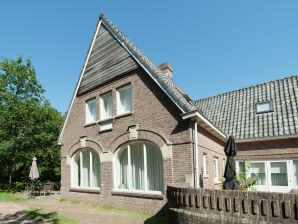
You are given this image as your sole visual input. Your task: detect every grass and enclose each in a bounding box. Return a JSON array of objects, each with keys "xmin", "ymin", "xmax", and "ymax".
[
  {"xmin": 0, "ymin": 192, "xmax": 25, "ymax": 202},
  {"xmin": 59, "ymin": 198, "xmax": 168, "ymax": 224},
  {"xmin": 21, "ymin": 208, "xmax": 79, "ymax": 224}
]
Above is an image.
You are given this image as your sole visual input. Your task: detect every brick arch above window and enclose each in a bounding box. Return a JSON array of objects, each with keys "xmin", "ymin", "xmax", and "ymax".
[
  {"xmin": 68, "ymin": 138, "xmax": 106, "ymax": 158},
  {"xmin": 109, "ymin": 129, "xmax": 172, "ymax": 159}
]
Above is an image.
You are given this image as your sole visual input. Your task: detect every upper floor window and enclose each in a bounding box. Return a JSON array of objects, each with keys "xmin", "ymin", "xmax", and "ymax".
[
  {"xmin": 256, "ymin": 101, "xmax": 273, "ymax": 114},
  {"xmin": 100, "ymin": 92, "xmax": 112, "ymax": 120},
  {"xmin": 85, "ymin": 99, "xmax": 96, "ymax": 124},
  {"xmin": 117, "ymin": 84, "xmax": 132, "ymax": 115}
]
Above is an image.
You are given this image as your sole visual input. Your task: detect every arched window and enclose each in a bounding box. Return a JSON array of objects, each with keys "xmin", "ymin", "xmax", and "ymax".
[
  {"xmin": 71, "ymin": 148, "xmax": 101, "ymax": 189},
  {"xmin": 114, "ymin": 141, "xmax": 163, "ymax": 193}
]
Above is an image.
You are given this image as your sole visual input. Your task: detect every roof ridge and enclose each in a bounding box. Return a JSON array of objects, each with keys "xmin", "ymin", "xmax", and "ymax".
[{"xmin": 196, "ymin": 74, "xmax": 298, "ymax": 103}]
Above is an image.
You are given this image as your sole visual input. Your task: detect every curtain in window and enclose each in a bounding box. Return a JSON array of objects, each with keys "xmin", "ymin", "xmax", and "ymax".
[
  {"xmin": 119, "ymin": 87, "xmax": 131, "ymax": 114},
  {"xmin": 294, "ymin": 161, "xmax": 298, "ymax": 186},
  {"xmin": 119, "ymin": 147, "xmax": 128, "ymax": 189},
  {"xmin": 146, "ymin": 143, "xmax": 163, "ymax": 191},
  {"xmin": 131, "ymin": 143, "xmax": 144, "ymax": 190},
  {"xmin": 251, "ymin": 162, "xmax": 266, "ymax": 185},
  {"xmin": 270, "ymin": 162, "xmax": 288, "ymax": 186},
  {"xmin": 92, "ymin": 150, "xmax": 100, "ymax": 187},
  {"xmin": 73, "ymin": 153, "xmax": 80, "ymax": 187},
  {"xmin": 87, "ymin": 100, "xmax": 96, "ymax": 123},
  {"xmin": 102, "ymin": 93, "xmax": 112, "ymax": 119},
  {"xmin": 82, "ymin": 150, "xmax": 90, "ymax": 187}
]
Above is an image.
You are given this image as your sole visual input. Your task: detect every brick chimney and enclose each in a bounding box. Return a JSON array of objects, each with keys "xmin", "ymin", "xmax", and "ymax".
[{"xmin": 159, "ymin": 63, "xmax": 173, "ymax": 79}]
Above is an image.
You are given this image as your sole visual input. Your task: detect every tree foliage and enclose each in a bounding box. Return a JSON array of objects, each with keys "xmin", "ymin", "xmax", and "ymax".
[
  {"xmin": 236, "ymin": 161, "xmax": 258, "ymax": 190},
  {"xmin": 0, "ymin": 57, "xmax": 63, "ymax": 188}
]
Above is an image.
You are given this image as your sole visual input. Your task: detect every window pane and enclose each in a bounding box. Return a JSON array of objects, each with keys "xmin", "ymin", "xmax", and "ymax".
[
  {"xmin": 131, "ymin": 143, "xmax": 144, "ymax": 190},
  {"xmin": 256, "ymin": 102, "xmax": 272, "ymax": 113},
  {"xmin": 73, "ymin": 153, "xmax": 80, "ymax": 187},
  {"xmin": 294, "ymin": 160, "xmax": 298, "ymax": 186},
  {"xmin": 214, "ymin": 158, "xmax": 218, "ymax": 180},
  {"xmin": 238, "ymin": 162, "xmax": 245, "ymax": 173},
  {"xmin": 203, "ymin": 154, "xmax": 208, "ymax": 175},
  {"xmin": 81, "ymin": 150, "xmax": 90, "ymax": 187},
  {"xmin": 86, "ymin": 99, "xmax": 96, "ymax": 123},
  {"xmin": 118, "ymin": 85, "xmax": 131, "ymax": 114},
  {"xmin": 101, "ymin": 93, "xmax": 112, "ymax": 119},
  {"xmin": 119, "ymin": 147, "xmax": 128, "ymax": 189},
  {"xmin": 270, "ymin": 162, "xmax": 288, "ymax": 186},
  {"xmin": 146, "ymin": 143, "xmax": 163, "ymax": 191},
  {"xmin": 91, "ymin": 150, "xmax": 100, "ymax": 188},
  {"xmin": 251, "ymin": 162, "xmax": 266, "ymax": 185}
]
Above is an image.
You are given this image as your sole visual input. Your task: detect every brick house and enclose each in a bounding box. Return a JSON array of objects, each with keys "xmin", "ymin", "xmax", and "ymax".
[{"xmin": 58, "ymin": 14, "xmax": 298, "ymax": 211}]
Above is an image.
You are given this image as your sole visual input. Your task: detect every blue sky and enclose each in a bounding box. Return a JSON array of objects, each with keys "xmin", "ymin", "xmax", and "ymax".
[{"xmin": 1, "ymin": 1, "xmax": 298, "ymax": 113}]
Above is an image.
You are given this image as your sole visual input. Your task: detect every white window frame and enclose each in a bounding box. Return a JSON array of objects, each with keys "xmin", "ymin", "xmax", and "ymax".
[
  {"xmin": 236, "ymin": 160, "xmax": 292, "ymax": 193},
  {"xmin": 213, "ymin": 157, "xmax": 219, "ymax": 183},
  {"xmin": 85, "ymin": 98, "xmax": 97, "ymax": 124},
  {"xmin": 100, "ymin": 92, "xmax": 112, "ymax": 121},
  {"xmin": 256, "ymin": 101, "xmax": 273, "ymax": 114},
  {"xmin": 71, "ymin": 149, "xmax": 100, "ymax": 190},
  {"xmin": 203, "ymin": 154, "xmax": 208, "ymax": 177},
  {"xmin": 113, "ymin": 141, "xmax": 163, "ymax": 195},
  {"xmin": 116, "ymin": 84, "xmax": 132, "ymax": 116}
]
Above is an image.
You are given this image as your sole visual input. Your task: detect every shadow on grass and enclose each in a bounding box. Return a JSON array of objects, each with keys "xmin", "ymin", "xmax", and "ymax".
[
  {"xmin": 0, "ymin": 208, "xmax": 60, "ymax": 224},
  {"xmin": 144, "ymin": 204, "xmax": 169, "ymax": 224}
]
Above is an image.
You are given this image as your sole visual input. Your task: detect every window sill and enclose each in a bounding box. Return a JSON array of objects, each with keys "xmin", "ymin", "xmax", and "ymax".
[
  {"xmin": 111, "ymin": 190, "xmax": 164, "ymax": 200},
  {"xmin": 214, "ymin": 180, "xmax": 221, "ymax": 184},
  {"xmin": 115, "ymin": 111, "xmax": 133, "ymax": 119},
  {"xmin": 98, "ymin": 117, "xmax": 113, "ymax": 123},
  {"xmin": 69, "ymin": 187, "xmax": 101, "ymax": 194},
  {"xmin": 84, "ymin": 122, "xmax": 97, "ymax": 127}
]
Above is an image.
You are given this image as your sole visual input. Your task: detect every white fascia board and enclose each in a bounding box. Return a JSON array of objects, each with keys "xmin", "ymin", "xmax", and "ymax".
[
  {"xmin": 101, "ymin": 20, "xmax": 185, "ymax": 114},
  {"xmin": 182, "ymin": 110, "xmax": 226, "ymax": 139},
  {"xmin": 58, "ymin": 20, "xmax": 102, "ymax": 144}
]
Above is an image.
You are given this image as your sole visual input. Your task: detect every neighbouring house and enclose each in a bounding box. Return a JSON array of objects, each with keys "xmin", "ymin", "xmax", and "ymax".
[{"xmin": 58, "ymin": 14, "xmax": 298, "ymax": 212}]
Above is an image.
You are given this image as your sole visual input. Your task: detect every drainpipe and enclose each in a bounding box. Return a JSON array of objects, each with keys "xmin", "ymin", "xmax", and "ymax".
[{"xmin": 193, "ymin": 121, "xmax": 199, "ymax": 188}]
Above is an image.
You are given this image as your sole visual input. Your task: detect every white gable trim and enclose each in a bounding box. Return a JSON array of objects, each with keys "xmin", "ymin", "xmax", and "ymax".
[{"xmin": 58, "ymin": 20, "xmax": 102, "ymax": 144}]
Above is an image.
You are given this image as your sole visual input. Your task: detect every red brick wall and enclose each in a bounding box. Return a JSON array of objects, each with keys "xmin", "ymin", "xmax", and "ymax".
[
  {"xmin": 236, "ymin": 137, "xmax": 298, "ymax": 161},
  {"xmin": 60, "ymin": 68, "xmax": 194, "ymax": 212},
  {"xmin": 197, "ymin": 127, "xmax": 225, "ymax": 189}
]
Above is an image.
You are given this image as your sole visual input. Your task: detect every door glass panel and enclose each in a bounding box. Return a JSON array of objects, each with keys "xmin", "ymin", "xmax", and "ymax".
[
  {"xmin": 293, "ymin": 160, "xmax": 298, "ymax": 186},
  {"xmin": 270, "ymin": 162, "xmax": 288, "ymax": 186},
  {"xmin": 250, "ymin": 162, "xmax": 266, "ymax": 185}
]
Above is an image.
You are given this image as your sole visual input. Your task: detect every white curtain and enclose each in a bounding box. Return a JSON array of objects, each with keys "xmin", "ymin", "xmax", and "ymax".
[
  {"xmin": 72, "ymin": 153, "xmax": 80, "ymax": 187},
  {"xmin": 270, "ymin": 162, "xmax": 288, "ymax": 186},
  {"xmin": 119, "ymin": 86, "xmax": 131, "ymax": 114},
  {"xmin": 87, "ymin": 100, "xmax": 96, "ymax": 123},
  {"xmin": 294, "ymin": 161, "xmax": 298, "ymax": 186},
  {"xmin": 102, "ymin": 93, "xmax": 112, "ymax": 119},
  {"xmin": 82, "ymin": 150, "xmax": 90, "ymax": 187},
  {"xmin": 92, "ymin": 150, "xmax": 100, "ymax": 187},
  {"xmin": 146, "ymin": 143, "xmax": 163, "ymax": 191},
  {"xmin": 131, "ymin": 143, "xmax": 144, "ymax": 190},
  {"xmin": 119, "ymin": 147, "xmax": 128, "ymax": 189},
  {"xmin": 251, "ymin": 162, "xmax": 266, "ymax": 185}
]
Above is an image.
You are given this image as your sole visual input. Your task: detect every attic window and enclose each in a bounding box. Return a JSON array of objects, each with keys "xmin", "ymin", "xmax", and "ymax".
[{"xmin": 256, "ymin": 101, "xmax": 273, "ymax": 114}]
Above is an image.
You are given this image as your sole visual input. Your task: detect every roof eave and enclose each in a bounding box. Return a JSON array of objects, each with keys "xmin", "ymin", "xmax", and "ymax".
[{"xmin": 182, "ymin": 110, "xmax": 227, "ymax": 141}]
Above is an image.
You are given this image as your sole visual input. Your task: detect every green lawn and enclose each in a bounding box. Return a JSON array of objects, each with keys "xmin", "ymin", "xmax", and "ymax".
[
  {"xmin": 21, "ymin": 208, "xmax": 79, "ymax": 224},
  {"xmin": 0, "ymin": 192, "xmax": 24, "ymax": 202}
]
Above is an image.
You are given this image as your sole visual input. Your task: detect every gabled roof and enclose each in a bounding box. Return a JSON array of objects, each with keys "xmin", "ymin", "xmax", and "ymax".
[
  {"xmin": 195, "ymin": 75, "xmax": 298, "ymax": 140},
  {"xmin": 58, "ymin": 14, "xmax": 200, "ymax": 143},
  {"xmin": 99, "ymin": 14, "xmax": 196, "ymax": 113}
]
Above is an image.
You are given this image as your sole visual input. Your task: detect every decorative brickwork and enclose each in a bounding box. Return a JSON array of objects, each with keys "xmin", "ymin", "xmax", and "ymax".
[{"xmin": 167, "ymin": 185, "xmax": 298, "ymax": 223}]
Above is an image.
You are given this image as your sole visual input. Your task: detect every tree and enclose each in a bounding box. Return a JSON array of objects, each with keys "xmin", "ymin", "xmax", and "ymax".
[
  {"xmin": 236, "ymin": 161, "xmax": 258, "ymax": 190},
  {"xmin": 0, "ymin": 57, "xmax": 63, "ymax": 188}
]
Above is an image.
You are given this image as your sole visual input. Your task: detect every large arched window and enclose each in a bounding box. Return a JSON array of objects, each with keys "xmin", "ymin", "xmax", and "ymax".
[
  {"xmin": 114, "ymin": 141, "xmax": 163, "ymax": 193},
  {"xmin": 71, "ymin": 148, "xmax": 101, "ymax": 189}
]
